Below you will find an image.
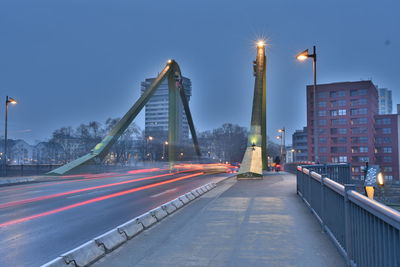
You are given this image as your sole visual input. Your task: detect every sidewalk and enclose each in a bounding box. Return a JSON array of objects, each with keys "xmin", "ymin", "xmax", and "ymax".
[{"xmin": 95, "ymin": 172, "xmax": 345, "ymax": 267}]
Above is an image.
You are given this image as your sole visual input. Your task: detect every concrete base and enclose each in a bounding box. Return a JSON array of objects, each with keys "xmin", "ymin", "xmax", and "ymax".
[{"xmin": 237, "ymin": 146, "xmax": 263, "ymax": 179}]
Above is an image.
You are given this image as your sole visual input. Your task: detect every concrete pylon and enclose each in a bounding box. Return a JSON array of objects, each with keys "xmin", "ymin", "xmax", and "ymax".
[{"xmin": 237, "ymin": 41, "xmax": 267, "ymax": 179}]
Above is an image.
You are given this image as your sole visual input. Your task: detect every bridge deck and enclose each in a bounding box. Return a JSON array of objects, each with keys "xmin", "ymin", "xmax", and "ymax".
[{"xmin": 95, "ymin": 172, "xmax": 345, "ymax": 267}]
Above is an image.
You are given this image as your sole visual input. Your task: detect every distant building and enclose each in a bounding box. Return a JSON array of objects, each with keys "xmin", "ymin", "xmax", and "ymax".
[
  {"xmin": 374, "ymin": 114, "xmax": 400, "ymax": 182},
  {"xmin": 141, "ymin": 77, "xmax": 192, "ymax": 144},
  {"xmin": 286, "ymin": 146, "xmax": 294, "ymax": 163},
  {"xmin": 378, "ymin": 88, "xmax": 392, "ymax": 115},
  {"xmin": 307, "ymin": 81, "xmax": 379, "ymax": 180},
  {"xmin": 9, "ymin": 140, "xmax": 33, "ymax": 164},
  {"xmin": 292, "ymin": 127, "xmax": 308, "ymax": 162}
]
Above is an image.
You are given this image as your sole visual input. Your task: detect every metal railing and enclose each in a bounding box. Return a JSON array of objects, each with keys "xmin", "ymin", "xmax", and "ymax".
[{"xmin": 297, "ymin": 166, "xmax": 400, "ymax": 267}]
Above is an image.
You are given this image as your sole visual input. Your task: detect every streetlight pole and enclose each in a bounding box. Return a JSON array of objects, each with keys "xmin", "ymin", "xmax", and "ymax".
[
  {"xmin": 4, "ymin": 96, "xmax": 17, "ymax": 175},
  {"xmin": 296, "ymin": 46, "xmax": 318, "ymax": 163},
  {"xmin": 278, "ymin": 127, "xmax": 286, "ymax": 163}
]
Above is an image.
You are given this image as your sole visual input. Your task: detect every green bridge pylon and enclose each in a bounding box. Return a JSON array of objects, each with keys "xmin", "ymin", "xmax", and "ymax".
[
  {"xmin": 48, "ymin": 60, "xmax": 201, "ymax": 175},
  {"xmin": 237, "ymin": 41, "xmax": 267, "ymax": 179}
]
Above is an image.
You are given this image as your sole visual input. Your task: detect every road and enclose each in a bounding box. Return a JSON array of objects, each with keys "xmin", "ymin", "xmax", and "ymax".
[{"xmin": 0, "ymin": 165, "xmax": 232, "ymax": 266}]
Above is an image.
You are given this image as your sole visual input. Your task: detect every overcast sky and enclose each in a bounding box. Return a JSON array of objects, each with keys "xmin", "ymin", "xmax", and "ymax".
[{"xmin": 1, "ymin": 0, "xmax": 399, "ymax": 145}]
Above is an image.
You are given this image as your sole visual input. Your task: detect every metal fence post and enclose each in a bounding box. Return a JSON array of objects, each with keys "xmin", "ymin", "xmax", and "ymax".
[
  {"xmin": 320, "ymin": 176, "xmax": 326, "ymax": 232},
  {"xmin": 344, "ymin": 184, "xmax": 355, "ymax": 266}
]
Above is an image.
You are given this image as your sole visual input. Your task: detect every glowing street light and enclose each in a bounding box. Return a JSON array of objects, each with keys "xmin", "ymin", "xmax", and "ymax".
[
  {"xmin": 296, "ymin": 46, "xmax": 318, "ymax": 162},
  {"xmin": 4, "ymin": 96, "xmax": 18, "ymax": 174},
  {"xmin": 377, "ymin": 172, "xmax": 385, "ymax": 187},
  {"xmin": 256, "ymin": 40, "xmax": 266, "ymax": 48}
]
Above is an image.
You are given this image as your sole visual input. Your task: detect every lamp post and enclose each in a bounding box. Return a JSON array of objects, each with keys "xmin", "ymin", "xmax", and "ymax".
[
  {"xmin": 146, "ymin": 136, "xmax": 153, "ymax": 161},
  {"xmin": 291, "ymin": 149, "xmax": 296, "ymax": 163},
  {"xmin": 296, "ymin": 46, "xmax": 318, "ymax": 162},
  {"xmin": 276, "ymin": 135, "xmax": 283, "ymax": 163},
  {"xmin": 4, "ymin": 96, "xmax": 17, "ymax": 174},
  {"xmin": 278, "ymin": 127, "xmax": 286, "ymax": 163},
  {"xmin": 162, "ymin": 141, "xmax": 168, "ymax": 160}
]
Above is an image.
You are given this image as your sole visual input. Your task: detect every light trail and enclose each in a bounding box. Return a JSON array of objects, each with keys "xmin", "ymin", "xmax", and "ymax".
[
  {"xmin": 0, "ymin": 168, "xmax": 167, "ymax": 194},
  {"xmin": 0, "ymin": 172, "xmax": 204, "ymax": 228},
  {"xmin": 0, "ymin": 170, "xmax": 193, "ymax": 209}
]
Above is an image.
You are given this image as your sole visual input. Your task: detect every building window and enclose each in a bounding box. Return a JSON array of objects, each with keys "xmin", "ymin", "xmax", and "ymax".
[
  {"xmin": 338, "ymin": 109, "xmax": 346, "ymax": 115},
  {"xmin": 339, "ymin": 156, "xmax": 348, "ymax": 163},
  {"xmin": 383, "ymin": 156, "xmax": 392, "ymax": 162},
  {"xmin": 338, "ymin": 128, "xmax": 347, "ymax": 134},
  {"xmin": 319, "ymin": 119, "xmax": 327, "ymax": 126},
  {"xmin": 331, "ymin": 146, "xmax": 347, "ymax": 153},
  {"xmin": 360, "ymin": 147, "xmax": 368, "ymax": 152},
  {"xmin": 318, "ymin": 92, "xmax": 328, "ymax": 98},
  {"xmin": 376, "ymin": 118, "xmax": 391, "ymax": 125},
  {"xmin": 351, "ymin": 118, "xmax": 368, "ymax": 124},
  {"xmin": 382, "ymin": 128, "xmax": 392, "ymax": 134},
  {"xmin": 383, "ymin": 166, "xmax": 393, "ymax": 172},
  {"xmin": 383, "ymin": 147, "xmax": 392, "ymax": 153},
  {"xmin": 332, "ymin": 118, "xmax": 347, "ymax": 125},
  {"xmin": 319, "ymin": 137, "xmax": 327, "ymax": 144},
  {"xmin": 384, "ymin": 175, "xmax": 393, "ymax": 181},
  {"xmin": 331, "ymin": 110, "xmax": 338, "ymax": 116},
  {"xmin": 318, "ymin": 101, "xmax": 327, "ymax": 107},
  {"xmin": 350, "ymin": 108, "xmax": 368, "ymax": 115},
  {"xmin": 318, "ymin": 128, "xmax": 327, "ymax": 134},
  {"xmin": 359, "ymin": 157, "xmax": 369, "ymax": 162},
  {"xmin": 338, "ymin": 91, "xmax": 346, "ymax": 97},
  {"xmin": 319, "ymin": 147, "xmax": 327, "ymax": 153},
  {"xmin": 338, "ymin": 100, "xmax": 346, "ymax": 106},
  {"xmin": 376, "ymin": 137, "xmax": 391, "ymax": 144},
  {"xmin": 351, "ymin": 99, "xmax": 367, "ymax": 106},
  {"xmin": 318, "ymin": 110, "xmax": 327, "ymax": 116},
  {"xmin": 351, "ymin": 127, "xmax": 367, "ymax": 134}
]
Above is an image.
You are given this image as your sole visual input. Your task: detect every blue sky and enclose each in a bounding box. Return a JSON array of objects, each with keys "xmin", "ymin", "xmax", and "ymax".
[{"xmin": 1, "ymin": 0, "xmax": 399, "ymax": 145}]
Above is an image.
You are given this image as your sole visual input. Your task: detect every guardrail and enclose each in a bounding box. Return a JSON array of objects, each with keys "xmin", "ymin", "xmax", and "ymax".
[{"xmin": 297, "ymin": 166, "xmax": 400, "ymax": 267}]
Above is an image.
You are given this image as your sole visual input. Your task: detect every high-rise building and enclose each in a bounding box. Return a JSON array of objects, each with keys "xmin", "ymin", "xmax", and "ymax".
[
  {"xmin": 141, "ymin": 77, "xmax": 192, "ymax": 143},
  {"xmin": 307, "ymin": 81, "xmax": 379, "ymax": 179},
  {"xmin": 292, "ymin": 127, "xmax": 308, "ymax": 162},
  {"xmin": 378, "ymin": 88, "xmax": 392, "ymax": 115},
  {"xmin": 374, "ymin": 113, "xmax": 400, "ymax": 182}
]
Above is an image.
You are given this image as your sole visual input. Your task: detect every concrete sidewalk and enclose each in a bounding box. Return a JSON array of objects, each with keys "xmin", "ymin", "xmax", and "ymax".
[{"xmin": 95, "ymin": 172, "xmax": 345, "ymax": 267}]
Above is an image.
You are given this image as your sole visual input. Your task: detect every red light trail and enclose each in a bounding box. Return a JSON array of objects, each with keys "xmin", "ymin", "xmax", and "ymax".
[
  {"xmin": 0, "ymin": 170, "xmax": 193, "ymax": 209},
  {"xmin": 0, "ymin": 172, "xmax": 204, "ymax": 228}
]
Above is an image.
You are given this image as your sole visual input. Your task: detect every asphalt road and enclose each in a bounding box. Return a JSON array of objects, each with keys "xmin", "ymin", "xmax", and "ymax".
[{"xmin": 0, "ymin": 166, "xmax": 231, "ymax": 267}]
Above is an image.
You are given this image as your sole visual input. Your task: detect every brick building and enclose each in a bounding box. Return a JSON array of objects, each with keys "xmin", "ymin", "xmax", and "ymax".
[{"xmin": 306, "ymin": 81, "xmax": 400, "ymax": 181}]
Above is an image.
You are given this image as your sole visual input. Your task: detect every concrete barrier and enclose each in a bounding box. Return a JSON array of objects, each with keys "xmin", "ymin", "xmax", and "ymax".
[
  {"xmin": 172, "ymin": 198, "xmax": 184, "ymax": 208},
  {"xmin": 94, "ymin": 228, "xmax": 127, "ymax": 252},
  {"xmin": 185, "ymin": 192, "xmax": 196, "ymax": 200},
  {"xmin": 195, "ymin": 188, "xmax": 204, "ymax": 195},
  {"xmin": 151, "ymin": 207, "xmax": 168, "ymax": 221},
  {"xmin": 162, "ymin": 202, "xmax": 177, "ymax": 214},
  {"xmin": 40, "ymin": 257, "xmax": 70, "ymax": 267},
  {"xmin": 200, "ymin": 185, "xmax": 208, "ymax": 193},
  {"xmin": 178, "ymin": 195, "xmax": 190, "ymax": 204},
  {"xmin": 118, "ymin": 218, "xmax": 144, "ymax": 239},
  {"xmin": 191, "ymin": 190, "xmax": 200, "ymax": 197},
  {"xmin": 138, "ymin": 212, "xmax": 157, "ymax": 228},
  {"xmin": 42, "ymin": 181, "xmax": 220, "ymax": 267},
  {"xmin": 62, "ymin": 240, "xmax": 105, "ymax": 267}
]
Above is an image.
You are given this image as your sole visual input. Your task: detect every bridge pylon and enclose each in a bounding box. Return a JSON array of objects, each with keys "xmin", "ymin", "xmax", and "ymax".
[
  {"xmin": 237, "ymin": 41, "xmax": 267, "ymax": 179},
  {"xmin": 48, "ymin": 60, "xmax": 200, "ymax": 175}
]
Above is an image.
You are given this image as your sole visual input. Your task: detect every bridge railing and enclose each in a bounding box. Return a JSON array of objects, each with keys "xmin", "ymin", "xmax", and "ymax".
[{"xmin": 297, "ymin": 166, "xmax": 400, "ymax": 267}]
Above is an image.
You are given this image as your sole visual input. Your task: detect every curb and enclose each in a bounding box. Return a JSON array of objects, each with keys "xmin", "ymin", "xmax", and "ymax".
[{"xmin": 41, "ymin": 182, "xmax": 217, "ymax": 267}]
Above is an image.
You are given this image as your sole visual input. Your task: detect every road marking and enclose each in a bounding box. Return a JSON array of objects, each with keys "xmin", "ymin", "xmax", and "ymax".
[{"xmin": 150, "ymin": 188, "xmax": 177, "ymax": 198}]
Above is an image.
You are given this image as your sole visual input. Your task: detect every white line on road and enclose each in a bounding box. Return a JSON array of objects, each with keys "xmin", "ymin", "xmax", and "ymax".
[{"xmin": 150, "ymin": 188, "xmax": 177, "ymax": 198}]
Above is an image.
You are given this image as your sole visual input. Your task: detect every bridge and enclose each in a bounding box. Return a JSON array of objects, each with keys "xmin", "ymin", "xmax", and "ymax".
[{"xmin": 0, "ymin": 43, "xmax": 399, "ymax": 267}]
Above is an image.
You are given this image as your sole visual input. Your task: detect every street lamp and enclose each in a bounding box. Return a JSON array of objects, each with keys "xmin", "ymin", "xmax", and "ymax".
[
  {"xmin": 296, "ymin": 46, "xmax": 318, "ymax": 163},
  {"xmin": 162, "ymin": 141, "xmax": 168, "ymax": 160},
  {"xmin": 4, "ymin": 96, "xmax": 17, "ymax": 174},
  {"xmin": 276, "ymin": 135, "xmax": 283, "ymax": 162},
  {"xmin": 146, "ymin": 136, "xmax": 153, "ymax": 161},
  {"xmin": 277, "ymin": 127, "xmax": 286, "ymax": 163}
]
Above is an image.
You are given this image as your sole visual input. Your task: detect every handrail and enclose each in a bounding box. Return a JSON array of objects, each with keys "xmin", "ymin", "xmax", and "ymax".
[{"xmin": 348, "ymin": 190, "xmax": 400, "ymax": 228}]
